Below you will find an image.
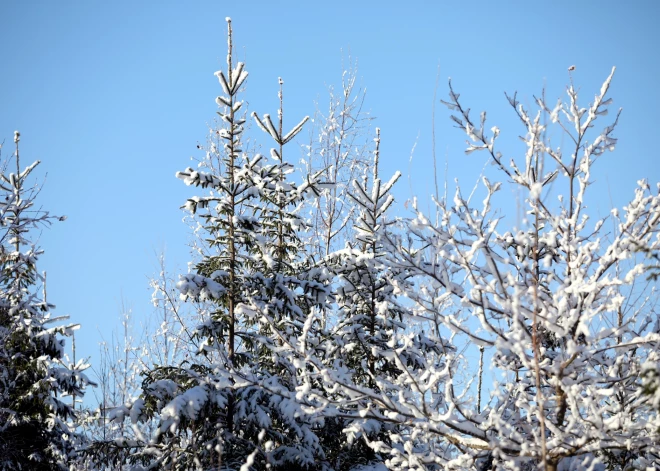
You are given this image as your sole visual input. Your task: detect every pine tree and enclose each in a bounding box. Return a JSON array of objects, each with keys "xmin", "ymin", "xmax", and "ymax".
[{"xmin": 0, "ymin": 131, "xmax": 91, "ymax": 470}]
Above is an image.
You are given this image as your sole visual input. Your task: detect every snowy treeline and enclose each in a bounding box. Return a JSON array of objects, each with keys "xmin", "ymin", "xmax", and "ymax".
[{"xmin": 2, "ymin": 18, "xmax": 659, "ymax": 471}]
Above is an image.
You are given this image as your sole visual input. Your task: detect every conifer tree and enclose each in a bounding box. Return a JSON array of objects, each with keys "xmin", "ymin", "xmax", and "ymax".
[
  {"xmin": 86, "ymin": 18, "xmax": 259, "ymax": 469},
  {"xmin": 0, "ymin": 132, "xmax": 91, "ymax": 470},
  {"xmin": 89, "ymin": 19, "xmax": 331, "ymax": 470},
  {"xmin": 333, "ymin": 129, "xmax": 403, "ymax": 385},
  {"xmin": 318, "ymin": 129, "xmax": 404, "ymax": 469},
  {"xmin": 295, "ymin": 130, "xmax": 453, "ymax": 470}
]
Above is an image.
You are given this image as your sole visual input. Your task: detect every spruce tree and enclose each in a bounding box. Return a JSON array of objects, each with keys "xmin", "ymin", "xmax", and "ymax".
[
  {"xmin": 0, "ymin": 131, "xmax": 91, "ymax": 470},
  {"xmin": 333, "ymin": 129, "xmax": 404, "ymax": 387},
  {"xmin": 316, "ymin": 130, "xmax": 451, "ymax": 470},
  {"xmin": 92, "ymin": 19, "xmax": 331, "ymax": 470}
]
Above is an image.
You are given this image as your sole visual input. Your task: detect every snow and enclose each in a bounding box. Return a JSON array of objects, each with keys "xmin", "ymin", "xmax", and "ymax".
[{"xmin": 71, "ymin": 29, "xmax": 660, "ymax": 471}]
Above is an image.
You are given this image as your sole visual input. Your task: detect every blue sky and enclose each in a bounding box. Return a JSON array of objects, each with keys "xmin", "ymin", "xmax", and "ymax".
[{"xmin": 1, "ymin": 1, "xmax": 659, "ymax": 381}]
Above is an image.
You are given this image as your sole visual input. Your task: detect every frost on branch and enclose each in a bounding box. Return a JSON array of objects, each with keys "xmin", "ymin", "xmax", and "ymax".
[
  {"xmin": 357, "ymin": 68, "xmax": 660, "ymax": 470},
  {"xmin": 283, "ymin": 69, "xmax": 660, "ymax": 471},
  {"xmin": 301, "ymin": 59, "xmax": 375, "ymax": 261}
]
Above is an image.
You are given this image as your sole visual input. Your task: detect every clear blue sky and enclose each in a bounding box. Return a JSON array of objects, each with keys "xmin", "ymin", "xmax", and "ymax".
[{"xmin": 1, "ymin": 1, "xmax": 659, "ymax": 378}]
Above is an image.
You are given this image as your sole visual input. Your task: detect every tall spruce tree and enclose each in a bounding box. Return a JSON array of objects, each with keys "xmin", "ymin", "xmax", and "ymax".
[
  {"xmin": 89, "ymin": 19, "xmax": 331, "ymax": 470},
  {"xmin": 0, "ymin": 132, "xmax": 91, "ymax": 470}
]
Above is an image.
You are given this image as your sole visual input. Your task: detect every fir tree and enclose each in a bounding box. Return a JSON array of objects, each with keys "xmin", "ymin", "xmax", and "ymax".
[{"xmin": 0, "ymin": 131, "xmax": 91, "ymax": 470}]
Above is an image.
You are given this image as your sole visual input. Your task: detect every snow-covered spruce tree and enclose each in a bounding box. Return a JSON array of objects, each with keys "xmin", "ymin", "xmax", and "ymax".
[
  {"xmin": 0, "ymin": 132, "xmax": 92, "ymax": 470},
  {"xmin": 174, "ymin": 21, "xmax": 331, "ymax": 469},
  {"xmin": 214, "ymin": 71, "xmax": 335, "ymax": 469},
  {"xmin": 321, "ymin": 129, "xmax": 448, "ymax": 469},
  {"xmin": 87, "ymin": 19, "xmax": 331, "ymax": 470},
  {"xmin": 332, "ymin": 129, "xmax": 403, "ymax": 385},
  {"xmin": 86, "ymin": 18, "xmax": 257, "ymax": 469}
]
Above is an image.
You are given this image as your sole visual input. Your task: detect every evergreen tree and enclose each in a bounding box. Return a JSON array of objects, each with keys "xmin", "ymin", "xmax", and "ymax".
[
  {"xmin": 303, "ymin": 130, "xmax": 453, "ymax": 470},
  {"xmin": 229, "ymin": 75, "xmax": 334, "ymax": 469},
  {"xmin": 333, "ymin": 128, "xmax": 404, "ymax": 387},
  {"xmin": 319, "ymin": 129, "xmax": 405, "ymax": 469},
  {"xmin": 0, "ymin": 131, "xmax": 91, "ymax": 470},
  {"xmin": 90, "ymin": 19, "xmax": 331, "ymax": 470}
]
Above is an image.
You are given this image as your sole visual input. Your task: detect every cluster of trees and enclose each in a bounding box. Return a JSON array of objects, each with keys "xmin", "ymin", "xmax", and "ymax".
[{"xmin": 2, "ymin": 18, "xmax": 660, "ymax": 471}]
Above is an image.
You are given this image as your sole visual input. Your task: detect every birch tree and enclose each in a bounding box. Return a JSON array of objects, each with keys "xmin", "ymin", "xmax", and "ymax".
[
  {"xmin": 303, "ymin": 60, "xmax": 373, "ymax": 260},
  {"xmin": 389, "ymin": 68, "xmax": 660, "ymax": 470}
]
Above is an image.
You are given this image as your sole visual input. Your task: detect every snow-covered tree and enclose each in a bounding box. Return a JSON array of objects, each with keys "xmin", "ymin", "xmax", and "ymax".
[
  {"xmin": 331, "ymin": 129, "xmax": 404, "ymax": 386},
  {"xmin": 79, "ymin": 305, "xmax": 151, "ymax": 469},
  {"xmin": 0, "ymin": 132, "xmax": 92, "ymax": 470},
  {"xmin": 278, "ymin": 69, "xmax": 660, "ymax": 471},
  {"xmin": 133, "ymin": 19, "xmax": 260, "ymax": 466},
  {"xmin": 79, "ymin": 255, "xmax": 199, "ymax": 470},
  {"xmin": 320, "ymin": 129, "xmax": 453, "ymax": 469},
  {"xmin": 302, "ymin": 58, "xmax": 373, "ymax": 261},
  {"xmin": 387, "ymin": 68, "xmax": 660, "ymax": 469},
  {"xmin": 88, "ymin": 18, "xmax": 332, "ymax": 470}
]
